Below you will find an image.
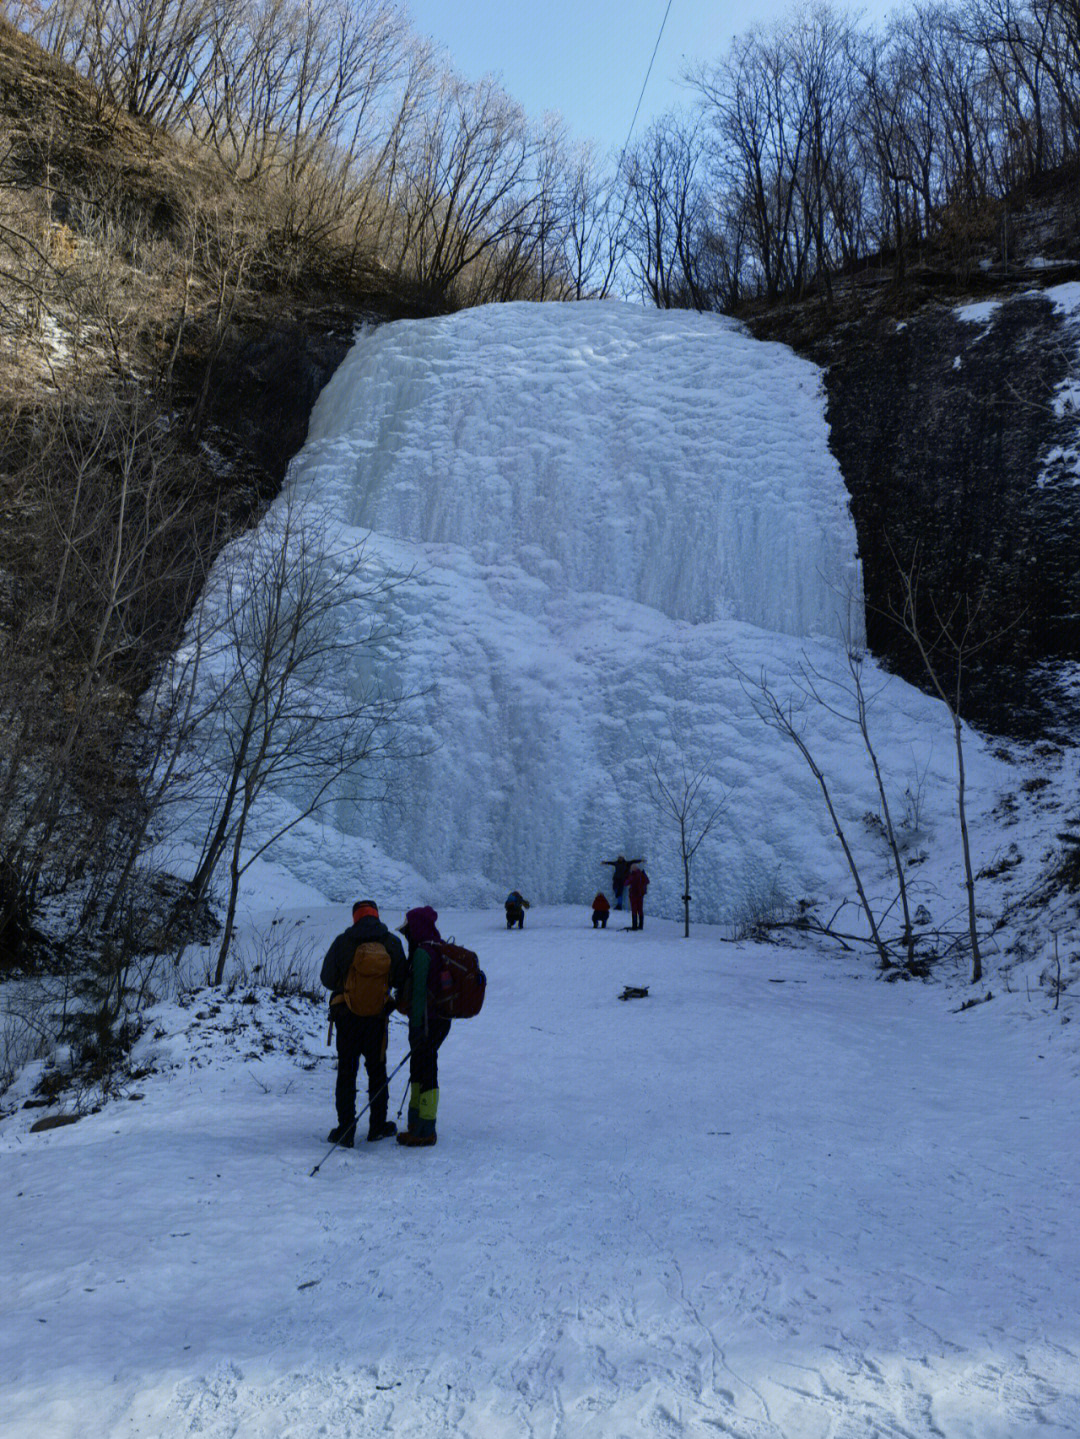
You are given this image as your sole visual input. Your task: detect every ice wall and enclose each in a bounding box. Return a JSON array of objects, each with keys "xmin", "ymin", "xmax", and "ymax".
[
  {"xmin": 205, "ymin": 301, "xmax": 991, "ymax": 924},
  {"xmin": 301, "ymin": 302, "xmax": 861, "ymax": 636}
]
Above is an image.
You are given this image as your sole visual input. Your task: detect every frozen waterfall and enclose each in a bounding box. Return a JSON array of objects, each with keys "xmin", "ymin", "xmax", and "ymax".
[
  {"xmin": 190, "ymin": 300, "xmax": 991, "ymax": 926},
  {"xmin": 301, "ymin": 302, "xmax": 860, "ymax": 636}
]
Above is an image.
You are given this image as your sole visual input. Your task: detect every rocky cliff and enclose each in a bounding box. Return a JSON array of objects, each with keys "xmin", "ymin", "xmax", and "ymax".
[
  {"xmin": 826, "ymin": 290, "xmax": 1079, "ymax": 738},
  {"xmin": 748, "ymin": 258, "xmax": 1080, "ymax": 741}
]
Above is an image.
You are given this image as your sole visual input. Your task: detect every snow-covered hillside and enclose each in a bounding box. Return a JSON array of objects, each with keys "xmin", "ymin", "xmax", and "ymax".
[{"xmin": 187, "ymin": 301, "xmax": 1003, "ymax": 926}]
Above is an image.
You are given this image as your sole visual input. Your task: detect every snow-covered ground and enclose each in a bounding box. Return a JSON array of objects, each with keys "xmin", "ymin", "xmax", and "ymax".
[{"xmin": 2, "ymin": 901, "xmax": 1077, "ymax": 1439}]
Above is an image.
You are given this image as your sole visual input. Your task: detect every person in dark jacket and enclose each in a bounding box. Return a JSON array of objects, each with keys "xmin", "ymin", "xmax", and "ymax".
[
  {"xmin": 504, "ymin": 890, "xmax": 530, "ymax": 928},
  {"xmin": 395, "ymin": 904, "xmax": 451, "ymax": 1148},
  {"xmin": 602, "ymin": 854, "xmax": 642, "ymax": 910},
  {"xmin": 591, "ymin": 892, "xmax": 610, "ymax": 928},
  {"xmin": 320, "ymin": 900, "xmax": 405, "ymax": 1146},
  {"xmin": 627, "ymin": 863, "xmax": 650, "ymax": 930}
]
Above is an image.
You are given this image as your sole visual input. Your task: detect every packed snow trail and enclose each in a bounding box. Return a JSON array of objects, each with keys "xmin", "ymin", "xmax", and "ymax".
[{"xmin": 2, "ymin": 908, "xmax": 1077, "ymax": 1438}]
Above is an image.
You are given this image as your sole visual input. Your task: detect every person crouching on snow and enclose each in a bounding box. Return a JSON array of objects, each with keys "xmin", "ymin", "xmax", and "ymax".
[
  {"xmin": 591, "ymin": 892, "xmax": 610, "ymax": 928},
  {"xmin": 395, "ymin": 905, "xmax": 451, "ymax": 1148},
  {"xmin": 504, "ymin": 890, "xmax": 530, "ymax": 928}
]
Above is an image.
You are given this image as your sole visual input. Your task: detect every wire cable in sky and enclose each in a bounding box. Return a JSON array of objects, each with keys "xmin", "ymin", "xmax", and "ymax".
[{"xmin": 617, "ymin": 0, "xmax": 675, "ymax": 166}]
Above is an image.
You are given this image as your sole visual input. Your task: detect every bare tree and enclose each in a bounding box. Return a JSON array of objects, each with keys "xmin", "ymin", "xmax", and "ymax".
[
  {"xmin": 561, "ymin": 142, "xmax": 623, "ymax": 299},
  {"xmin": 888, "ymin": 549, "xmax": 998, "ymax": 983},
  {"xmin": 14, "ymin": 0, "xmax": 214, "ymax": 124},
  {"xmin": 789, "ymin": 647, "xmax": 918, "ymax": 966},
  {"xmin": 738, "ymin": 664, "xmax": 892, "ymax": 968},
  {"xmin": 456, "ymin": 113, "xmax": 578, "ymax": 305},
  {"xmin": 850, "ymin": 26, "xmax": 919, "ymax": 277},
  {"xmin": 693, "ymin": 26, "xmax": 809, "ymax": 303},
  {"xmin": 645, "ymin": 730, "xmax": 731, "ymax": 937},
  {"xmin": 0, "ymin": 389, "xmax": 214, "ymax": 965},
  {"xmin": 92, "ymin": 519, "xmax": 232, "ymax": 937},
  {"xmin": 180, "ymin": 483, "xmax": 424, "ymax": 983},
  {"xmin": 183, "ymin": 195, "xmax": 263, "ymax": 442},
  {"xmin": 787, "ymin": 5, "xmax": 859, "ymax": 302},
  {"xmin": 619, "ymin": 113, "xmax": 716, "ymax": 309},
  {"xmin": 344, "ymin": 32, "xmax": 440, "ymax": 269},
  {"xmin": 390, "ymin": 72, "xmax": 539, "ymax": 301}
]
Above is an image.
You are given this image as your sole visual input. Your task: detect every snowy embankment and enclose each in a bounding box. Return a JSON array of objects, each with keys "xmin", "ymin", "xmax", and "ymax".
[
  {"xmin": 2, "ymin": 906, "xmax": 1077, "ymax": 1438},
  {"xmin": 178, "ymin": 299, "xmax": 1007, "ymax": 928}
]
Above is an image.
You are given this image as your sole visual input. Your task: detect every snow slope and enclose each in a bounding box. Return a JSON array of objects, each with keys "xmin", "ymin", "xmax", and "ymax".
[
  {"xmin": 182, "ymin": 300, "xmax": 1004, "ymax": 927},
  {"xmin": 2, "ymin": 904, "xmax": 1077, "ymax": 1438}
]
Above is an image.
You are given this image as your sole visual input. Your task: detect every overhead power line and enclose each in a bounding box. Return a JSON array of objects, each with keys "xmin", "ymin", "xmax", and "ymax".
[{"xmin": 616, "ymin": 0, "xmax": 675, "ymax": 168}]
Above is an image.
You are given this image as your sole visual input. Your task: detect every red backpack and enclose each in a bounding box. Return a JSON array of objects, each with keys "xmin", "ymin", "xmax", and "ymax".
[{"xmin": 398, "ymin": 940, "xmax": 486, "ymax": 1020}]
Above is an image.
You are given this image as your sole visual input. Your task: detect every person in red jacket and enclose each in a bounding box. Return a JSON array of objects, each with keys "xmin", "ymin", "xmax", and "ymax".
[
  {"xmin": 626, "ymin": 863, "xmax": 649, "ymax": 930},
  {"xmin": 591, "ymin": 892, "xmax": 611, "ymax": 928}
]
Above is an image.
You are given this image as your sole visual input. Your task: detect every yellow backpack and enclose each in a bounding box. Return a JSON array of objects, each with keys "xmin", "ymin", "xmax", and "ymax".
[{"xmin": 342, "ymin": 941, "xmax": 391, "ymax": 1016}]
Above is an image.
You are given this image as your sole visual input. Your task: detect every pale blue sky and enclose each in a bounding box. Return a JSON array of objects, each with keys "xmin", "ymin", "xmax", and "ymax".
[{"xmin": 404, "ymin": 1, "xmax": 890, "ymax": 157}]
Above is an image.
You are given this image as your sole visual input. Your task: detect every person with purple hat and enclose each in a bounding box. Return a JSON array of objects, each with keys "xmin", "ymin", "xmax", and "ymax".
[{"xmin": 395, "ymin": 905, "xmax": 451, "ymax": 1148}]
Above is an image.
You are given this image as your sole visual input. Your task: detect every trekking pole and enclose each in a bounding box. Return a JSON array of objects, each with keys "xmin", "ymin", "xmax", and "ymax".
[
  {"xmin": 394, "ymin": 1068, "xmax": 411, "ymax": 1122},
  {"xmin": 310, "ymin": 1050, "xmax": 411, "ymax": 1177}
]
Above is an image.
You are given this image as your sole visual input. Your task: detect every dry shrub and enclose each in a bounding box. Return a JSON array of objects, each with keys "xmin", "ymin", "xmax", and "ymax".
[{"xmin": 934, "ymin": 194, "xmax": 1006, "ymax": 277}]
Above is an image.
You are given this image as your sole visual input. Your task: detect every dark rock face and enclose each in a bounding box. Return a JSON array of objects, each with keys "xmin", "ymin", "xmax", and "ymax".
[
  {"xmin": 813, "ymin": 292, "xmax": 1080, "ymax": 739},
  {"xmin": 197, "ymin": 308, "xmax": 361, "ymax": 502},
  {"xmin": 189, "ymin": 293, "xmax": 434, "ymax": 506},
  {"xmin": 222, "ymin": 322, "xmax": 354, "ymax": 476}
]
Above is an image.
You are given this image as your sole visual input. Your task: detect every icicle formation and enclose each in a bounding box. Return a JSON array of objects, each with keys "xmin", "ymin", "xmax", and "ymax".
[{"xmin": 301, "ymin": 302, "xmax": 862, "ymax": 637}]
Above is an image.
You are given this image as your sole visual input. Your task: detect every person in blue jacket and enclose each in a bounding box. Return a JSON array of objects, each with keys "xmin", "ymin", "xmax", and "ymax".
[{"xmin": 504, "ymin": 890, "xmax": 530, "ymax": 928}]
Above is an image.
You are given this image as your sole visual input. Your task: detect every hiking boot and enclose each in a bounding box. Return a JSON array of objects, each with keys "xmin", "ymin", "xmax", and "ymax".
[
  {"xmin": 327, "ymin": 1124, "xmax": 355, "ymax": 1148},
  {"xmin": 396, "ymin": 1130, "xmax": 437, "ymax": 1147},
  {"xmin": 367, "ymin": 1120, "xmax": 397, "ymax": 1142}
]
